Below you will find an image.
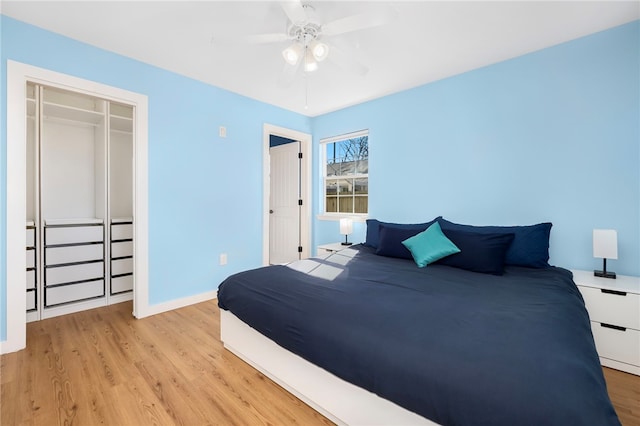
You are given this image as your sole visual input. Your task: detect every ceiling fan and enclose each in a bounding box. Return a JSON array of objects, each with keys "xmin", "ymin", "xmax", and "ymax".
[{"xmin": 246, "ymin": 1, "xmax": 392, "ymax": 85}]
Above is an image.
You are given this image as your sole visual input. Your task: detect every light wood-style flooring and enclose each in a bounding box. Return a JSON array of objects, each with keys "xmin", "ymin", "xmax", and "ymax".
[
  {"xmin": 1, "ymin": 300, "xmax": 639, "ymax": 425},
  {"xmin": 1, "ymin": 301, "xmax": 332, "ymax": 425}
]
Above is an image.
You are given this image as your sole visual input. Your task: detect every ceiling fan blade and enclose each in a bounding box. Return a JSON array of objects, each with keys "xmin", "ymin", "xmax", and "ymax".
[
  {"xmin": 244, "ymin": 33, "xmax": 290, "ymax": 44},
  {"xmin": 278, "ymin": 61, "xmax": 301, "ymax": 88},
  {"xmin": 326, "ymin": 43, "xmax": 369, "ymax": 76},
  {"xmin": 280, "ymin": 0, "xmax": 308, "ymax": 25},
  {"xmin": 322, "ymin": 10, "xmax": 390, "ymax": 36}
]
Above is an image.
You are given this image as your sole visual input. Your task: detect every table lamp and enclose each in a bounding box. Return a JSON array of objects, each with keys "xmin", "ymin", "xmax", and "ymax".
[
  {"xmin": 593, "ymin": 229, "xmax": 617, "ymax": 279},
  {"xmin": 340, "ymin": 218, "xmax": 353, "ymax": 246}
]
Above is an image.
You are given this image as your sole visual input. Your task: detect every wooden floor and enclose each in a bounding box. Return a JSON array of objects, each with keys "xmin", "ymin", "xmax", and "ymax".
[
  {"xmin": 1, "ymin": 300, "xmax": 639, "ymax": 426},
  {"xmin": 1, "ymin": 301, "xmax": 333, "ymax": 426}
]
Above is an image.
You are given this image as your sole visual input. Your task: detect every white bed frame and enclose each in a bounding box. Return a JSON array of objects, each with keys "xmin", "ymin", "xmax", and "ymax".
[{"xmin": 220, "ymin": 310, "xmax": 437, "ymax": 426}]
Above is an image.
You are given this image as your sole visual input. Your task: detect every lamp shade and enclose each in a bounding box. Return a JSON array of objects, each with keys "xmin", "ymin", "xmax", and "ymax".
[
  {"xmin": 340, "ymin": 218, "xmax": 353, "ymax": 236},
  {"xmin": 593, "ymin": 229, "xmax": 618, "ymax": 259},
  {"xmin": 304, "ymin": 48, "xmax": 318, "ymax": 72},
  {"xmin": 282, "ymin": 43, "xmax": 303, "ymax": 65},
  {"xmin": 311, "ymin": 41, "xmax": 329, "ymax": 62}
]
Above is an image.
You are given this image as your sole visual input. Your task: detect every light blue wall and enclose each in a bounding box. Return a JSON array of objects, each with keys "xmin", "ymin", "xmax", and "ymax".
[
  {"xmin": 313, "ymin": 21, "xmax": 639, "ymax": 277},
  {"xmin": 0, "ymin": 16, "xmax": 311, "ymax": 340},
  {"xmin": 2, "ymin": 16, "xmax": 639, "ymax": 344}
]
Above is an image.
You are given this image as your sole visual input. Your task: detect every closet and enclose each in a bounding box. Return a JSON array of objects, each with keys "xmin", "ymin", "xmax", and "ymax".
[{"xmin": 26, "ymin": 82, "xmax": 134, "ymax": 321}]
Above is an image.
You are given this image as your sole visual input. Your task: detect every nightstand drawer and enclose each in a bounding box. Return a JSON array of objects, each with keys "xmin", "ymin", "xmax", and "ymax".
[
  {"xmin": 579, "ymin": 286, "xmax": 640, "ymax": 330},
  {"xmin": 591, "ymin": 322, "xmax": 640, "ymax": 367}
]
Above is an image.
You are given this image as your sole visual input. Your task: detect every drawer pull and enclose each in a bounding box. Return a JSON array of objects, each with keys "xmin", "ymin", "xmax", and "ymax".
[
  {"xmin": 600, "ymin": 323, "xmax": 626, "ymax": 332},
  {"xmin": 601, "ymin": 289, "xmax": 627, "ymax": 296}
]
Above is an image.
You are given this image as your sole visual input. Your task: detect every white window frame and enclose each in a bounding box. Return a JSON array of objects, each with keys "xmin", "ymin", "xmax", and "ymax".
[{"xmin": 318, "ymin": 130, "xmax": 369, "ymax": 221}]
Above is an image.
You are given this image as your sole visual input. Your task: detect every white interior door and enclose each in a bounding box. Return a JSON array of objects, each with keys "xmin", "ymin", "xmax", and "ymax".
[{"xmin": 269, "ymin": 141, "xmax": 301, "ymax": 264}]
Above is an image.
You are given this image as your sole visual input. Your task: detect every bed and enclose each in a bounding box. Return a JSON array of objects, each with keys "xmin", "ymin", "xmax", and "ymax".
[{"xmin": 217, "ymin": 218, "xmax": 620, "ymax": 426}]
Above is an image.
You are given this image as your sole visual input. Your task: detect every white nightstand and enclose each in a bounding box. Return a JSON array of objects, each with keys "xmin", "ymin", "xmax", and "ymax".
[
  {"xmin": 572, "ymin": 269, "xmax": 640, "ymax": 376},
  {"xmin": 317, "ymin": 242, "xmax": 350, "ymax": 256}
]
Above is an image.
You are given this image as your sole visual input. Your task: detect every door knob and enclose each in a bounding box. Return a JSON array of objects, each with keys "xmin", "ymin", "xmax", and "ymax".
[{"xmin": 269, "ymin": 209, "xmax": 274, "ymax": 214}]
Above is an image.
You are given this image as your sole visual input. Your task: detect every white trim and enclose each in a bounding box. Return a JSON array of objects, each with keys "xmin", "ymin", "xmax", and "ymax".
[
  {"xmin": 319, "ymin": 129, "xmax": 369, "ymax": 145},
  {"xmin": 321, "ymin": 130, "xmax": 369, "ymax": 216},
  {"xmin": 132, "ymin": 90, "xmax": 150, "ymax": 319},
  {"xmin": 599, "ymin": 357, "xmax": 640, "ymax": 376},
  {"xmin": 3, "ymin": 62, "xmax": 28, "ymax": 354},
  {"xmin": 220, "ymin": 310, "xmax": 435, "ymax": 426},
  {"xmin": 262, "ymin": 124, "xmax": 312, "ymax": 266},
  {"xmin": 317, "ymin": 214, "xmax": 367, "ymax": 222},
  {"xmin": 40, "ymin": 296, "xmax": 124, "ymax": 320},
  {"xmin": 143, "ymin": 291, "xmax": 217, "ymax": 318},
  {"xmin": 3, "ymin": 61, "xmax": 150, "ymax": 354}
]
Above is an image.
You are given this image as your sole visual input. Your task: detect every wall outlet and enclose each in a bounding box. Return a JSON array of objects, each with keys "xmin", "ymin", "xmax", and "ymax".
[
  {"xmin": 219, "ymin": 126, "xmax": 227, "ymax": 138},
  {"xmin": 219, "ymin": 253, "xmax": 227, "ymax": 265}
]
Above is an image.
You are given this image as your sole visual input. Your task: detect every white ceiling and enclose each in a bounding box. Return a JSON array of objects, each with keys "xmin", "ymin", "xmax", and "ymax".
[{"xmin": 2, "ymin": 1, "xmax": 638, "ymax": 116}]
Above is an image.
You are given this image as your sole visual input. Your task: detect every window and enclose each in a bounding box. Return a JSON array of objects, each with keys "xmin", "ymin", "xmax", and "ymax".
[{"xmin": 321, "ymin": 130, "xmax": 368, "ymax": 215}]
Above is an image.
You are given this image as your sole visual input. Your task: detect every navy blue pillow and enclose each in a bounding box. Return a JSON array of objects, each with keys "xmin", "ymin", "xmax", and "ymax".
[
  {"xmin": 437, "ymin": 218, "xmax": 552, "ymax": 268},
  {"xmin": 436, "ymin": 229, "xmax": 515, "ymax": 275},
  {"xmin": 365, "ymin": 217, "xmax": 441, "ymax": 249},
  {"xmin": 376, "ymin": 223, "xmax": 436, "ymax": 259}
]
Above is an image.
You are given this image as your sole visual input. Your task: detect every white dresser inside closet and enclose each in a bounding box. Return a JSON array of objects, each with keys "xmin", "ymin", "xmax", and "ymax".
[{"xmin": 26, "ymin": 83, "xmax": 135, "ymax": 321}]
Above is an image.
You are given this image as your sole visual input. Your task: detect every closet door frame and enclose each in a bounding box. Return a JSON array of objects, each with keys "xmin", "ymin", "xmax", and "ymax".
[{"xmin": 4, "ymin": 60, "xmax": 149, "ymax": 353}]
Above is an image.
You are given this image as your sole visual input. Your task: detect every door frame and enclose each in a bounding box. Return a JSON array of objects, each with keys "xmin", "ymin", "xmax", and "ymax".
[
  {"xmin": 262, "ymin": 124, "xmax": 311, "ymax": 266},
  {"xmin": 3, "ymin": 60, "xmax": 149, "ymax": 354}
]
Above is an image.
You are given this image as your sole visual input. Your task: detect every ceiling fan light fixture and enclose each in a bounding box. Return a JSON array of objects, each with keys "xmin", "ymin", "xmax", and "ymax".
[
  {"xmin": 282, "ymin": 43, "xmax": 303, "ymax": 65},
  {"xmin": 311, "ymin": 41, "xmax": 329, "ymax": 62},
  {"xmin": 304, "ymin": 48, "xmax": 318, "ymax": 72}
]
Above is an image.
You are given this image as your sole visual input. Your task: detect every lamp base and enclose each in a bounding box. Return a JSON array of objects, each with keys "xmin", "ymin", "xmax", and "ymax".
[
  {"xmin": 594, "ymin": 270, "xmax": 616, "ymax": 279},
  {"xmin": 341, "ymin": 242, "xmax": 352, "ymax": 246}
]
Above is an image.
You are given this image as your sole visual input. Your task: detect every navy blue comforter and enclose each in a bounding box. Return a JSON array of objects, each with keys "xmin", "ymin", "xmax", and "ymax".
[{"xmin": 217, "ymin": 245, "xmax": 620, "ymax": 426}]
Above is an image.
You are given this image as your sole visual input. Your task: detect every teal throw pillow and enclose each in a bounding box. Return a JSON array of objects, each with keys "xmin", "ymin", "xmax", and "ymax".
[{"xmin": 402, "ymin": 222, "xmax": 461, "ymax": 268}]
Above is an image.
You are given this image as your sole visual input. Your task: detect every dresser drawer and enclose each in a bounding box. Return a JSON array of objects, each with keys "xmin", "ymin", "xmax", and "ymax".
[
  {"xmin": 45, "ymin": 280, "xmax": 104, "ymax": 306},
  {"xmin": 45, "ymin": 243, "xmax": 103, "ymax": 266},
  {"xmin": 111, "ymin": 224, "xmax": 133, "ymax": 240},
  {"xmin": 111, "ymin": 258, "xmax": 133, "ymax": 276},
  {"xmin": 579, "ymin": 286, "xmax": 640, "ymax": 330},
  {"xmin": 111, "ymin": 241, "xmax": 133, "ymax": 258},
  {"xmin": 591, "ymin": 321, "xmax": 640, "ymax": 367},
  {"xmin": 46, "ymin": 225, "xmax": 103, "ymax": 245},
  {"xmin": 111, "ymin": 275, "xmax": 133, "ymax": 294},
  {"xmin": 46, "ymin": 261, "xmax": 104, "ymax": 286},
  {"xmin": 26, "ymin": 290, "xmax": 36, "ymax": 311},
  {"xmin": 26, "ymin": 248, "xmax": 36, "ymax": 269},
  {"xmin": 26, "ymin": 269, "xmax": 36, "ymax": 290},
  {"xmin": 26, "ymin": 228, "xmax": 36, "ymax": 247}
]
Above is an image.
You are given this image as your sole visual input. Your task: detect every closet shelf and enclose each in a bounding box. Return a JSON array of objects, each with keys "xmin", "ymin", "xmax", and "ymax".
[
  {"xmin": 43, "ymin": 101, "xmax": 104, "ymax": 125},
  {"xmin": 45, "ymin": 218, "xmax": 104, "ymax": 226},
  {"xmin": 110, "ymin": 114, "xmax": 133, "ymax": 133},
  {"xmin": 111, "ymin": 217, "xmax": 133, "ymax": 223},
  {"xmin": 27, "ymin": 98, "xmax": 36, "ymax": 117}
]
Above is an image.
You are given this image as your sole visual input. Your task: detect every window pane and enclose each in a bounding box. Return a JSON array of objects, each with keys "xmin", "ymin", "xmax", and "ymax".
[
  {"xmin": 325, "ymin": 136, "xmax": 368, "ymax": 177},
  {"xmin": 326, "ymin": 162, "xmax": 340, "ymax": 177},
  {"xmin": 354, "ymin": 196, "xmax": 368, "ymax": 214},
  {"xmin": 337, "ymin": 179, "xmax": 353, "ymax": 195},
  {"xmin": 326, "ymin": 180, "xmax": 337, "ymax": 196},
  {"xmin": 326, "ymin": 196, "xmax": 337, "ymax": 213},
  {"xmin": 323, "ymin": 133, "xmax": 368, "ymax": 215},
  {"xmin": 338, "ymin": 197, "xmax": 354, "ymax": 213},
  {"xmin": 355, "ymin": 159, "xmax": 368, "ymax": 174},
  {"xmin": 354, "ymin": 178, "xmax": 368, "ymax": 195}
]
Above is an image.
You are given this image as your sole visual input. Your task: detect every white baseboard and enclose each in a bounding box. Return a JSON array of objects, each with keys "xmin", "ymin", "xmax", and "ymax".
[
  {"xmin": 135, "ymin": 290, "xmax": 217, "ymax": 319},
  {"xmin": 600, "ymin": 357, "xmax": 640, "ymax": 376}
]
